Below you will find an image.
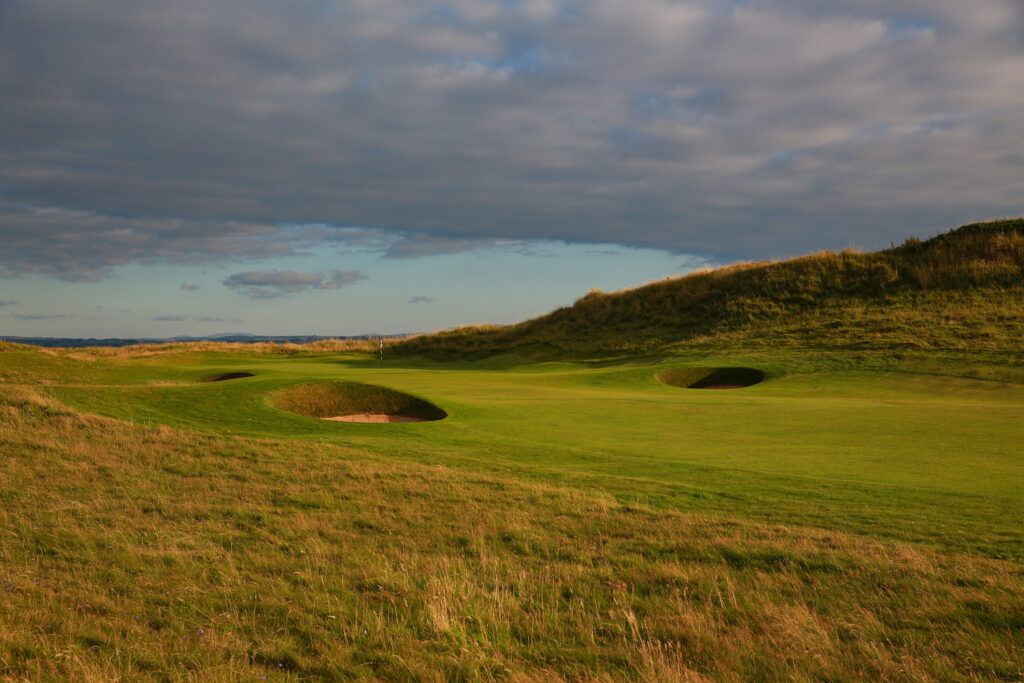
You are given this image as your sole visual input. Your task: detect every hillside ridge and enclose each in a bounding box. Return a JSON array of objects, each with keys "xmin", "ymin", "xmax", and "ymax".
[{"xmin": 397, "ymin": 218, "xmax": 1024, "ymax": 356}]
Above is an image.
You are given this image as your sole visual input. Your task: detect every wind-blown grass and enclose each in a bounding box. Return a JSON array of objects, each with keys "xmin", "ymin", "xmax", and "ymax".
[{"xmin": 398, "ymin": 218, "xmax": 1024, "ymax": 356}]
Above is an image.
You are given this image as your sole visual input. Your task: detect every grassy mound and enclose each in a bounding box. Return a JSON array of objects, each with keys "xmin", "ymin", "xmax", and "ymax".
[
  {"xmin": 270, "ymin": 380, "xmax": 446, "ymax": 421},
  {"xmin": 398, "ymin": 218, "xmax": 1024, "ymax": 356},
  {"xmin": 659, "ymin": 366, "xmax": 765, "ymax": 389},
  {"xmin": 202, "ymin": 371, "xmax": 255, "ymax": 382}
]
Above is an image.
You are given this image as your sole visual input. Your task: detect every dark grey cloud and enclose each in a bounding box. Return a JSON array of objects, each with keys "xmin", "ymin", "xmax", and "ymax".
[
  {"xmin": 0, "ymin": 300, "xmax": 16, "ymax": 308},
  {"xmin": 150, "ymin": 314, "xmax": 242, "ymax": 323},
  {"xmin": 196, "ymin": 316, "xmax": 245, "ymax": 323},
  {"xmin": 0, "ymin": 204, "xmax": 301, "ymax": 281},
  {"xmin": 409, "ymin": 296, "xmax": 433, "ymax": 304},
  {"xmin": 1, "ymin": 0, "xmax": 1022, "ymax": 277},
  {"xmin": 12, "ymin": 313, "xmax": 69, "ymax": 321},
  {"xmin": 180, "ymin": 282, "xmax": 200, "ymax": 291},
  {"xmin": 383, "ymin": 235, "xmax": 512, "ymax": 259},
  {"xmin": 223, "ymin": 269, "xmax": 366, "ymax": 299}
]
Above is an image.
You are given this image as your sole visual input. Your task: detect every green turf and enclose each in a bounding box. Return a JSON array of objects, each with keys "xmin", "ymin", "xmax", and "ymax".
[{"xmin": 26, "ymin": 347, "xmax": 1023, "ymax": 561}]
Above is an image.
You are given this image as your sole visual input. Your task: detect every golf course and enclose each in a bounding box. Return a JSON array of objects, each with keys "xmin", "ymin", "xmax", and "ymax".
[{"xmin": 1, "ymin": 220, "xmax": 1023, "ymax": 680}]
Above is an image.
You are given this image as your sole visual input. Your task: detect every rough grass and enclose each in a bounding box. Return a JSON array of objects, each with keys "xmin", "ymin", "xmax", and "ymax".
[
  {"xmin": 270, "ymin": 380, "xmax": 446, "ymax": 420},
  {"xmin": 61, "ymin": 338, "xmax": 382, "ymax": 358},
  {"xmin": 398, "ymin": 218, "xmax": 1024, "ymax": 356},
  {"xmin": 1, "ymin": 386, "xmax": 1021, "ymax": 681}
]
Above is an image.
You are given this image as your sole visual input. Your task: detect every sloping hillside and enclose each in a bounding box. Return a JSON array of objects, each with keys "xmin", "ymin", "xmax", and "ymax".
[{"xmin": 398, "ymin": 218, "xmax": 1024, "ymax": 356}]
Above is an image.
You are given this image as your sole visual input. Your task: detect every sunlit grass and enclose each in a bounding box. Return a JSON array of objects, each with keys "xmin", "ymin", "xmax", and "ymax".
[{"xmin": 400, "ymin": 218, "xmax": 1024, "ymax": 356}]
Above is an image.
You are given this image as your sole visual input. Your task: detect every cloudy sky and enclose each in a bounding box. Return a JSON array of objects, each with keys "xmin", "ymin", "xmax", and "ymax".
[{"xmin": 2, "ymin": 0, "xmax": 1022, "ymax": 337}]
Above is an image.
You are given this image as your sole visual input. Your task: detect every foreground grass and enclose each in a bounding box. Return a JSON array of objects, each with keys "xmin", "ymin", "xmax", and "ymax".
[{"xmin": 1, "ymin": 385, "xmax": 1022, "ymax": 681}]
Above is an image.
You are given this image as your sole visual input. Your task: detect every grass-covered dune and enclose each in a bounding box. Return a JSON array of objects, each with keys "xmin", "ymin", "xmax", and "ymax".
[{"xmin": 398, "ymin": 218, "xmax": 1024, "ymax": 356}]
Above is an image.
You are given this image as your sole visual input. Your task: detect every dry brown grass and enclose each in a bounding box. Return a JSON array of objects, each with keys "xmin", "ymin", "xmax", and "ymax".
[
  {"xmin": 397, "ymin": 218, "xmax": 1024, "ymax": 357},
  {"xmin": 76, "ymin": 337, "xmax": 383, "ymax": 358}
]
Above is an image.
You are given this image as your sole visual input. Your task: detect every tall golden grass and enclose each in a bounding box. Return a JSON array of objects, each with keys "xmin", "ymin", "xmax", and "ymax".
[{"xmin": 70, "ymin": 337, "xmax": 384, "ymax": 358}]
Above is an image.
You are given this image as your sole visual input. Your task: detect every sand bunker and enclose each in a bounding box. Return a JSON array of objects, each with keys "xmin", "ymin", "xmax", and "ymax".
[
  {"xmin": 203, "ymin": 372, "xmax": 255, "ymax": 382},
  {"xmin": 270, "ymin": 380, "xmax": 446, "ymax": 423},
  {"xmin": 658, "ymin": 366, "xmax": 765, "ymax": 390},
  {"xmin": 322, "ymin": 413, "xmax": 428, "ymax": 423}
]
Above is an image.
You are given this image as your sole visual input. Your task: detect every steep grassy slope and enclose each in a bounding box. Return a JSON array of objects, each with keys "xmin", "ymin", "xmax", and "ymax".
[{"xmin": 397, "ymin": 218, "xmax": 1024, "ymax": 356}]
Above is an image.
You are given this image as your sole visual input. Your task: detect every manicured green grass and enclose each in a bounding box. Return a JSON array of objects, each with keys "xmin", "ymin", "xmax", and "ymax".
[{"xmin": 32, "ymin": 347, "xmax": 1024, "ymax": 560}]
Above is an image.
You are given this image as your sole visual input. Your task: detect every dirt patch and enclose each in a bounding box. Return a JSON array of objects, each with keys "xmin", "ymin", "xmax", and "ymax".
[
  {"xmin": 658, "ymin": 366, "xmax": 765, "ymax": 390},
  {"xmin": 203, "ymin": 372, "xmax": 255, "ymax": 382},
  {"xmin": 322, "ymin": 413, "xmax": 428, "ymax": 423}
]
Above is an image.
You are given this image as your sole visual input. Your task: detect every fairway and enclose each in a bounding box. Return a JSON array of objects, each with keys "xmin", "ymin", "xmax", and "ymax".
[
  {"xmin": 33, "ymin": 348, "xmax": 1024, "ymax": 553},
  {"xmin": 2, "ymin": 343, "xmax": 1023, "ymax": 680}
]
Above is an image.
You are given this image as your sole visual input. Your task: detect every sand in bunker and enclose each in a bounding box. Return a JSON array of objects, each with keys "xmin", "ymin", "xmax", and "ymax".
[{"xmin": 321, "ymin": 413, "xmax": 427, "ymax": 423}]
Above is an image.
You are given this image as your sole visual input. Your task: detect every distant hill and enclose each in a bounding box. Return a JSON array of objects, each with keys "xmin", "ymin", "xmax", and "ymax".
[
  {"xmin": 398, "ymin": 218, "xmax": 1024, "ymax": 356},
  {"xmin": 0, "ymin": 333, "xmax": 412, "ymax": 349}
]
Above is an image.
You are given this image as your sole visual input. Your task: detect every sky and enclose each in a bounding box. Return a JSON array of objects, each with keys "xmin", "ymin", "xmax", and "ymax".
[{"xmin": 1, "ymin": 0, "xmax": 1022, "ymax": 337}]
